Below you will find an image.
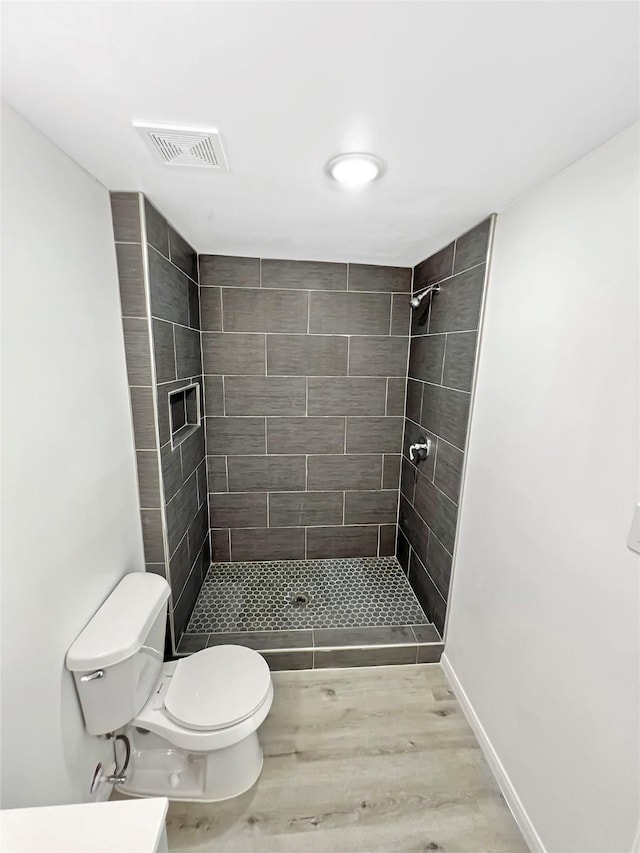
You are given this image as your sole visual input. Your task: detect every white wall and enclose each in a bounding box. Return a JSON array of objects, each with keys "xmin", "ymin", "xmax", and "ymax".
[
  {"xmin": 444, "ymin": 124, "xmax": 639, "ymax": 853},
  {"xmin": 0, "ymin": 103, "xmax": 145, "ymax": 808}
]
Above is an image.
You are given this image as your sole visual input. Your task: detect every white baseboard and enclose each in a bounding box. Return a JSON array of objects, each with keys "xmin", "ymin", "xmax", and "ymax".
[{"xmin": 440, "ymin": 652, "xmax": 547, "ymax": 853}]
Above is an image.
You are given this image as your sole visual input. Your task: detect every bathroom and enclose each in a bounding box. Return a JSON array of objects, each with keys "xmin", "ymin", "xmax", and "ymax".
[{"xmin": 1, "ymin": 2, "xmax": 638, "ymax": 852}]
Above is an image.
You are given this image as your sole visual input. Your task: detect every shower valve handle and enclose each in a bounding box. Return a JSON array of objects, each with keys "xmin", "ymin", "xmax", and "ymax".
[{"xmin": 409, "ymin": 438, "xmax": 431, "ymax": 463}]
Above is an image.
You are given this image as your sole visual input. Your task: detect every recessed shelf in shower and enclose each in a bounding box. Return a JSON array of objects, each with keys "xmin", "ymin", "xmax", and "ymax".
[{"xmin": 169, "ymin": 383, "xmax": 201, "ymax": 449}]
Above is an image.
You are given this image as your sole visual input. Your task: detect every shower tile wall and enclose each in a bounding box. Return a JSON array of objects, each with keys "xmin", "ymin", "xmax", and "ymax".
[
  {"xmin": 398, "ymin": 217, "xmax": 493, "ymax": 634},
  {"xmin": 111, "ymin": 193, "xmax": 209, "ymax": 650},
  {"xmin": 199, "ymin": 257, "xmax": 412, "ymax": 562}
]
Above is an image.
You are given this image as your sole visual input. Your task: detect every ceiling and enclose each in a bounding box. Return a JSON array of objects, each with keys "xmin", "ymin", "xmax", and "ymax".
[{"xmin": 2, "ymin": 1, "xmax": 638, "ymax": 265}]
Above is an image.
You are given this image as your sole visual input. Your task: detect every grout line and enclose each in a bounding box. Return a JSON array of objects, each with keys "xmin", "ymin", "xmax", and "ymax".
[{"xmin": 440, "ymin": 334, "xmax": 448, "ymax": 385}]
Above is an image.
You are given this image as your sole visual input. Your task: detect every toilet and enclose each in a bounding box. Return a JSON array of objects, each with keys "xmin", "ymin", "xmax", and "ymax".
[{"xmin": 66, "ymin": 572, "xmax": 273, "ymax": 802}]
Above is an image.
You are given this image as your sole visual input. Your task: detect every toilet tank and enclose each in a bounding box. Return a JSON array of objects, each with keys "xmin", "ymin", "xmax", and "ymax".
[{"xmin": 66, "ymin": 573, "xmax": 170, "ymax": 735}]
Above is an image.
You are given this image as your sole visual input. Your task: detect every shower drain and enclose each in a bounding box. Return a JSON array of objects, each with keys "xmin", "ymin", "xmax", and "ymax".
[{"xmin": 291, "ymin": 593, "xmax": 309, "ymax": 608}]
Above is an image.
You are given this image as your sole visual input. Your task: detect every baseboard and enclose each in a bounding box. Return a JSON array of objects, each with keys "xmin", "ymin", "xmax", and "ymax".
[{"xmin": 440, "ymin": 652, "xmax": 547, "ymax": 853}]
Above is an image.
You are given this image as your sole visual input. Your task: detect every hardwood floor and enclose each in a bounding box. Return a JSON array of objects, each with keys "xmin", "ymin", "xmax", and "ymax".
[{"xmin": 165, "ymin": 665, "xmax": 527, "ymax": 852}]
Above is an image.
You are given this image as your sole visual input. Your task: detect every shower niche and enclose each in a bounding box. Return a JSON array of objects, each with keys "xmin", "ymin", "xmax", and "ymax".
[{"xmin": 169, "ymin": 383, "xmax": 201, "ymax": 448}]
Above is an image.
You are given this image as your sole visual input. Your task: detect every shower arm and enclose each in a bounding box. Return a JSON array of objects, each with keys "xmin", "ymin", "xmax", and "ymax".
[{"xmin": 410, "ymin": 282, "xmax": 441, "ymax": 308}]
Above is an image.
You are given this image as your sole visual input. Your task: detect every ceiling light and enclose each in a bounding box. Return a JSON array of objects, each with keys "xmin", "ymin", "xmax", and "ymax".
[{"xmin": 325, "ymin": 153, "xmax": 384, "ymax": 186}]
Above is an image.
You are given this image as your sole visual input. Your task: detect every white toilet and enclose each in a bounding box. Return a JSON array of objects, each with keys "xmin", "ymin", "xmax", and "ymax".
[{"xmin": 66, "ymin": 572, "xmax": 273, "ymax": 802}]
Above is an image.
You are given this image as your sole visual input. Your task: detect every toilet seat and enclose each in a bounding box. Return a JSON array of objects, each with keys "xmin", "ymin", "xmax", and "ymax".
[{"xmin": 165, "ymin": 646, "xmax": 272, "ymax": 731}]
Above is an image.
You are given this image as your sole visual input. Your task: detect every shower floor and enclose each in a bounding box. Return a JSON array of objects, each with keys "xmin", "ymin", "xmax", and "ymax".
[{"xmin": 178, "ymin": 557, "xmax": 443, "ymax": 669}]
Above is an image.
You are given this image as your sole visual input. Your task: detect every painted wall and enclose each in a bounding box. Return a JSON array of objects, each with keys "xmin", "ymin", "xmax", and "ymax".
[
  {"xmin": 444, "ymin": 124, "xmax": 639, "ymax": 852},
  {"xmin": 0, "ymin": 104, "xmax": 145, "ymax": 807}
]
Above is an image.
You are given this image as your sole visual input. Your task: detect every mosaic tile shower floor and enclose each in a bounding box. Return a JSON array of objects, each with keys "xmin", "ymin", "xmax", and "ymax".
[{"xmin": 186, "ymin": 556, "xmax": 430, "ymax": 633}]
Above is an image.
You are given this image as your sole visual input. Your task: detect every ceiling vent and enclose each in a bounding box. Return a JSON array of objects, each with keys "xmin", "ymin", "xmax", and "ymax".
[{"xmin": 133, "ymin": 122, "xmax": 228, "ymax": 170}]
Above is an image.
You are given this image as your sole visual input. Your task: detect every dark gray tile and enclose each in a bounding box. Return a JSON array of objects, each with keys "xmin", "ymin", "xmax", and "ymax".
[
  {"xmin": 348, "ymin": 336, "xmax": 408, "ymax": 377},
  {"xmin": 408, "ymin": 334, "xmax": 445, "ymax": 382},
  {"xmin": 426, "ymin": 533, "xmax": 453, "ymax": 599},
  {"xmin": 130, "ymin": 387, "xmax": 157, "ymax": 450},
  {"xmin": 306, "ymin": 525, "xmax": 378, "ymax": 559},
  {"xmin": 206, "ymin": 455, "xmax": 228, "ymax": 492},
  {"xmin": 348, "ymin": 265, "xmax": 411, "ymax": 293},
  {"xmin": 152, "ymin": 319, "xmax": 176, "ymax": 383},
  {"xmin": 413, "ymin": 467, "xmax": 437, "ymax": 527},
  {"xmin": 397, "ymin": 528, "xmax": 410, "ymax": 574},
  {"xmin": 405, "ymin": 379, "xmax": 423, "ymax": 423},
  {"xmin": 401, "ymin": 457, "xmax": 416, "ymax": 503},
  {"xmin": 196, "ymin": 460, "xmax": 207, "ymax": 508},
  {"xmin": 148, "ymin": 247, "xmax": 189, "ymax": 325},
  {"xmin": 442, "ymin": 331, "xmax": 477, "ymax": 392},
  {"xmin": 230, "ymin": 527, "xmax": 305, "ymax": 561},
  {"xmin": 314, "ymin": 645, "xmax": 415, "ymax": 668},
  {"xmin": 169, "ymin": 534, "xmax": 191, "ymax": 600},
  {"xmin": 390, "ymin": 293, "xmax": 411, "ymax": 335},
  {"xmin": 123, "ymin": 318, "xmax": 152, "ymax": 385},
  {"xmin": 262, "ymin": 259, "xmax": 347, "ymax": 291},
  {"xmin": 199, "ymin": 255, "xmax": 260, "ymax": 288},
  {"xmin": 110, "ymin": 192, "xmax": 141, "ymax": 242},
  {"xmin": 205, "ymin": 417, "xmax": 265, "ymax": 455},
  {"xmin": 202, "ymin": 332, "xmax": 265, "ymax": 375},
  {"xmin": 178, "ymin": 633, "xmax": 209, "ymax": 654},
  {"xmin": 428, "ymin": 265, "xmax": 485, "ymax": 334},
  {"xmin": 266, "ymin": 335, "xmax": 347, "ymax": 376},
  {"xmin": 398, "ymin": 496, "xmax": 429, "ymax": 567},
  {"xmin": 414, "ymin": 468, "xmax": 458, "ymax": 553},
  {"xmin": 421, "ymin": 384, "xmax": 470, "ymax": 450},
  {"xmin": 309, "ymin": 291, "xmax": 391, "ymax": 335},
  {"xmin": 116, "ymin": 243, "xmax": 146, "ymax": 317},
  {"xmin": 225, "ymin": 376, "xmax": 306, "ymax": 416},
  {"xmin": 266, "ymin": 417, "xmax": 345, "ymax": 454},
  {"xmin": 165, "ymin": 471, "xmax": 199, "ymax": 556},
  {"xmin": 416, "ymin": 643, "xmax": 444, "ymax": 663},
  {"xmin": 174, "ymin": 325, "xmax": 201, "ymax": 379},
  {"xmin": 211, "ymin": 528, "xmax": 230, "ymax": 562},
  {"xmin": 173, "ymin": 563, "xmax": 202, "ymax": 639},
  {"xmin": 409, "ymin": 550, "xmax": 446, "ymax": 635},
  {"xmin": 227, "ymin": 455, "xmax": 306, "ymax": 492},
  {"xmin": 345, "ymin": 416, "xmax": 403, "ymax": 454},
  {"xmin": 414, "ymin": 242, "xmax": 454, "ymax": 289},
  {"xmin": 188, "ymin": 281, "xmax": 200, "ymax": 330},
  {"xmin": 379, "ymin": 524, "xmax": 396, "ymax": 556},
  {"xmin": 203, "ymin": 376, "xmax": 224, "ymax": 415},
  {"xmin": 136, "ymin": 451, "xmax": 161, "ymax": 507},
  {"xmin": 144, "ymin": 199, "xmax": 169, "ymax": 257},
  {"xmin": 222, "ymin": 288, "xmax": 308, "ymax": 333},
  {"xmin": 308, "ymin": 377, "xmax": 386, "ymax": 415},
  {"xmin": 206, "ymin": 630, "xmax": 314, "ymax": 650},
  {"xmin": 386, "ymin": 378, "xmax": 406, "ymax": 416},
  {"xmin": 453, "ymin": 217, "xmax": 492, "ymax": 273},
  {"xmin": 307, "ymin": 454, "xmax": 382, "ymax": 490},
  {"xmin": 260, "ymin": 650, "xmax": 313, "ymax": 671},
  {"xmin": 200, "ymin": 287, "xmax": 222, "ymax": 331},
  {"xmin": 268, "ymin": 491, "xmax": 343, "ymax": 527},
  {"xmin": 382, "ymin": 454, "xmax": 401, "ymax": 489},
  {"xmin": 411, "ymin": 624, "xmax": 441, "ymax": 643},
  {"xmin": 434, "ymin": 439, "xmax": 464, "ymax": 504},
  {"xmin": 180, "ymin": 427, "xmax": 205, "ymax": 480},
  {"xmin": 210, "ymin": 492, "xmax": 267, "ymax": 529},
  {"xmin": 141, "ymin": 509, "xmax": 165, "ymax": 562},
  {"xmin": 344, "ymin": 490, "xmax": 398, "ymax": 524},
  {"xmin": 402, "ymin": 420, "xmax": 436, "ymax": 481},
  {"xmin": 168, "ymin": 226, "xmax": 197, "ymax": 281},
  {"xmin": 314, "ymin": 625, "xmax": 415, "ymax": 647}
]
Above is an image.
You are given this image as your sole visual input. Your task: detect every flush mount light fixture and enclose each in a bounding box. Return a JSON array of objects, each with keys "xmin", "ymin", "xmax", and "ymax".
[{"xmin": 325, "ymin": 152, "xmax": 384, "ymax": 186}]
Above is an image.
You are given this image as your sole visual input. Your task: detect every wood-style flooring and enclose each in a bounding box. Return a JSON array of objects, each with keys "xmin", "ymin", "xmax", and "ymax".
[{"xmin": 165, "ymin": 665, "xmax": 527, "ymax": 853}]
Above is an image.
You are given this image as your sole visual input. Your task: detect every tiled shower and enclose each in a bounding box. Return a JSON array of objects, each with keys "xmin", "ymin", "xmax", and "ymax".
[{"xmin": 111, "ymin": 191, "xmax": 492, "ymax": 661}]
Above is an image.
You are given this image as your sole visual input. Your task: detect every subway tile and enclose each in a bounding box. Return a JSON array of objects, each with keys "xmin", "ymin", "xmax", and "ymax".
[
  {"xmin": 442, "ymin": 331, "xmax": 477, "ymax": 392},
  {"xmin": 196, "ymin": 460, "xmax": 207, "ymax": 509},
  {"xmin": 227, "ymin": 455, "xmax": 306, "ymax": 492},
  {"xmin": 414, "ymin": 242, "xmax": 454, "ymax": 289},
  {"xmin": 199, "ymin": 255, "xmax": 260, "ymax": 288},
  {"xmin": 306, "ymin": 525, "xmax": 378, "ymax": 559},
  {"xmin": 174, "ymin": 325, "xmax": 201, "ymax": 379},
  {"xmin": 379, "ymin": 524, "xmax": 396, "ymax": 556},
  {"xmin": 397, "ymin": 528, "xmax": 410, "ymax": 574},
  {"xmin": 231, "ymin": 527, "xmax": 305, "ymax": 561},
  {"xmin": 260, "ymin": 650, "xmax": 313, "ymax": 671},
  {"xmin": 168, "ymin": 226, "xmax": 197, "ymax": 281},
  {"xmin": 210, "ymin": 492, "xmax": 267, "ymax": 529},
  {"xmin": 390, "ymin": 293, "xmax": 411, "ymax": 335},
  {"xmin": 178, "ymin": 633, "xmax": 209, "ymax": 654},
  {"xmin": 224, "ymin": 376, "xmax": 306, "ymax": 415},
  {"xmin": 307, "ymin": 454, "xmax": 382, "ymax": 491},
  {"xmin": 313, "ymin": 625, "xmax": 415, "ymax": 647},
  {"xmin": 413, "ymin": 467, "xmax": 438, "ymax": 527},
  {"xmin": 266, "ymin": 417, "xmax": 345, "ymax": 454},
  {"xmin": 405, "ymin": 379, "xmax": 423, "ymax": 423},
  {"xmin": 205, "ymin": 417, "xmax": 265, "ymax": 455},
  {"xmin": 409, "ymin": 550, "xmax": 446, "ymax": 635},
  {"xmin": 152, "ymin": 319, "xmax": 176, "ymax": 384},
  {"xmin": 211, "ymin": 528, "xmax": 230, "ymax": 562},
  {"xmin": 434, "ymin": 439, "xmax": 464, "ymax": 504},
  {"xmin": 202, "ymin": 332, "xmax": 265, "ymax": 375},
  {"xmin": 222, "ymin": 288, "xmax": 308, "ymax": 333},
  {"xmin": 180, "ymin": 427, "xmax": 205, "ymax": 480},
  {"xmin": 348, "ymin": 336, "xmax": 408, "ymax": 377},
  {"xmin": 188, "ymin": 281, "xmax": 200, "ymax": 330},
  {"xmin": 169, "ymin": 534, "xmax": 191, "ymax": 601},
  {"xmin": 141, "ymin": 509, "xmax": 165, "ymax": 563},
  {"xmin": 266, "ymin": 335, "xmax": 347, "ymax": 376},
  {"xmin": 206, "ymin": 455, "xmax": 228, "ymax": 492},
  {"xmin": 402, "ymin": 420, "xmax": 436, "ymax": 481},
  {"xmin": 130, "ymin": 387, "xmax": 157, "ymax": 450},
  {"xmin": 148, "ymin": 247, "xmax": 189, "ymax": 325},
  {"xmin": 136, "ymin": 450, "xmax": 161, "ymax": 508},
  {"xmin": 398, "ymin": 496, "xmax": 429, "ymax": 567},
  {"xmin": 348, "ymin": 264, "xmax": 411, "ymax": 293},
  {"xmin": 344, "ymin": 490, "xmax": 398, "ymax": 524},
  {"xmin": 307, "ymin": 377, "xmax": 386, "ymax": 415},
  {"xmin": 200, "ymin": 287, "xmax": 222, "ymax": 331},
  {"xmin": 400, "ymin": 457, "xmax": 416, "ymax": 504},
  {"xmin": 309, "ymin": 291, "xmax": 391, "ymax": 335},
  {"xmin": 165, "ymin": 471, "xmax": 199, "ymax": 556},
  {"xmin": 453, "ymin": 217, "xmax": 492, "ymax": 273},
  {"xmin": 144, "ymin": 199, "xmax": 169, "ymax": 257},
  {"xmin": 268, "ymin": 491, "xmax": 344, "ymax": 527},
  {"xmin": 203, "ymin": 376, "xmax": 224, "ymax": 415},
  {"xmin": 414, "ymin": 468, "xmax": 458, "ymax": 553},
  {"xmin": 411, "ymin": 624, "xmax": 442, "ymax": 644},
  {"xmin": 426, "ymin": 533, "xmax": 453, "ymax": 600},
  {"xmin": 382, "ymin": 454, "xmax": 401, "ymax": 489},
  {"xmin": 386, "ymin": 378, "xmax": 406, "ymax": 415},
  {"xmin": 110, "ymin": 192, "xmax": 141, "ymax": 242},
  {"xmin": 416, "ymin": 643, "xmax": 444, "ymax": 663},
  {"xmin": 314, "ymin": 645, "xmax": 415, "ymax": 668},
  {"xmin": 173, "ymin": 563, "xmax": 202, "ymax": 640},
  {"xmin": 116, "ymin": 243, "xmax": 146, "ymax": 317},
  {"xmin": 428, "ymin": 265, "xmax": 485, "ymax": 334},
  {"xmin": 206, "ymin": 630, "xmax": 314, "ymax": 651},
  {"xmin": 421, "ymin": 384, "xmax": 470, "ymax": 449},
  {"xmin": 122, "ymin": 318, "xmax": 152, "ymax": 385},
  {"xmin": 408, "ymin": 334, "xmax": 445, "ymax": 383},
  {"xmin": 345, "ymin": 416, "xmax": 403, "ymax": 453},
  {"xmin": 262, "ymin": 259, "xmax": 347, "ymax": 290}
]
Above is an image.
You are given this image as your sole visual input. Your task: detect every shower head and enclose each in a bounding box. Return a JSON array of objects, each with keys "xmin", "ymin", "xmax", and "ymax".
[{"xmin": 410, "ymin": 283, "xmax": 440, "ymax": 308}]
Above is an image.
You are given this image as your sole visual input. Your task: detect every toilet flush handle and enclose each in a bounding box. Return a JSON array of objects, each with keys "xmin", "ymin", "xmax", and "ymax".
[{"xmin": 80, "ymin": 670, "xmax": 104, "ymax": 682}]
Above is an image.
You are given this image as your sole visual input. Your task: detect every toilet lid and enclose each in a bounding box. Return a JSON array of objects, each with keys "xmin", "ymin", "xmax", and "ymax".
[{"xmin": 164, "ymin": 645, "xmax": 272, "ymax": 731}]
